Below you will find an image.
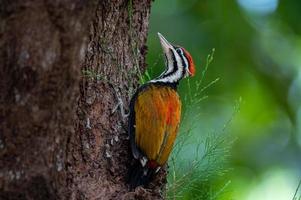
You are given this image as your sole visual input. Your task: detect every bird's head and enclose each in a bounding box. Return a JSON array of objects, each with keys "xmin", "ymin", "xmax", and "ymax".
[{"xmin": 158, "ymin": 32, "xmax": 195, "ymax": 80}]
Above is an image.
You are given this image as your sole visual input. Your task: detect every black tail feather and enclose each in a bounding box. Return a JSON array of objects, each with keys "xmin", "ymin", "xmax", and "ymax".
[{"xmin": 128, "ymin": 161, "xmax": 156, "ymax": 189}]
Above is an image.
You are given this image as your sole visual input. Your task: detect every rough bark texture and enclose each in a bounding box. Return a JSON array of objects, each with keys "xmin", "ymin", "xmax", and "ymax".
[{"xmin": 0, "ymin": 0, "xmax": 165, "ymax": 199}]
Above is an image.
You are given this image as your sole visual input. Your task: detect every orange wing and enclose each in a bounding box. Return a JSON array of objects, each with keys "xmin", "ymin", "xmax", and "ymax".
[{"xmin": 134, "ymin": 85, "xmax": 181, "ymax": 165}]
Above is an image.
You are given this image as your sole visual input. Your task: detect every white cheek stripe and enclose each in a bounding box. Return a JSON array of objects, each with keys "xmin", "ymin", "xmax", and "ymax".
[
  {"xmin": 165, "ymin": 53, "xmax": 174, "ymax": 74},
  {"xmin": 183, "ymin": 55, "xmax": 188, "ymax": 69}
]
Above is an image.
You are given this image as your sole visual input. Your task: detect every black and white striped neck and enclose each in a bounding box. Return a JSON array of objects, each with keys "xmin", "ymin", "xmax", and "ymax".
[{"xmin": 149, "ymin": 48, "xmax": 187, "ymax": 84}]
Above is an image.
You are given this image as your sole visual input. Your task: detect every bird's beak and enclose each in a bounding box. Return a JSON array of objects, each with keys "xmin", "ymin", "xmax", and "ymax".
[{"xmin": 158, "ymin": 32, "xmax": 173, "ymax": 54}]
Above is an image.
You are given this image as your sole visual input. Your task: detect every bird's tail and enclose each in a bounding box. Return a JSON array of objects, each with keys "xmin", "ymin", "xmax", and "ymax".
[{"xmin": 128, "ymin": 160, "xmax": 156, "ymax": 189}]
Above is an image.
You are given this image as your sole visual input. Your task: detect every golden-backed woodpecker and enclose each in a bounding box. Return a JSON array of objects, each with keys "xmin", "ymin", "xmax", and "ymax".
[{"xmin": 128, "ymin": 33, "xmax": 195, "ymax": 188}]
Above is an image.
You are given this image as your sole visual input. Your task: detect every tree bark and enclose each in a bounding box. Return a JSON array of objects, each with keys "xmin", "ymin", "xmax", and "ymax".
[{"xmin": 0, "ymin": 0, "xmax": 165, "ymax": 199}]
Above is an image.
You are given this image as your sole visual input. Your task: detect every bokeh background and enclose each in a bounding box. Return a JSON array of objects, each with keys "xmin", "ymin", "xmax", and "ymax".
[{"xmin": 145, "ymin": 0, "xmax": 301, "ymax": 199}]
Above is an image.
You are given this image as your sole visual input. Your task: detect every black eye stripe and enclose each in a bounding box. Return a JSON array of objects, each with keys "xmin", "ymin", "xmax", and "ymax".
[
  {"xmin": 175, "ymin": 48, "xmax": 189, "ymax": 68},
  {"xmin": 176, "ymin": 48, "xmax": 183, "ymax": 55},
  {"xmin": 179, "ymin": 51, "xmax": 188, "ymax": 70}
]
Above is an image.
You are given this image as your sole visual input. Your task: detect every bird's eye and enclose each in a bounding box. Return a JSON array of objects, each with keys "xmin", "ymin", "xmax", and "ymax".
[{"xmin": 176, "ymin": 48, "xmax": 183, "ymax": 55}]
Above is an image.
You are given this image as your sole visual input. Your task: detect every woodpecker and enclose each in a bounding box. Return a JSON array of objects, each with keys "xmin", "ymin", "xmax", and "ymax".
[{"xmin": 128, "ymin": 33, "xmax": 195, "ymax": 189}]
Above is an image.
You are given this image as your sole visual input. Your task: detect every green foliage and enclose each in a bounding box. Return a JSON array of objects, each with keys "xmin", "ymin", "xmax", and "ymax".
[
  {"xmin": 293, "ymin": 180, "xmax": 301, "ymax": 200},
  {"xmin": 164, "ymin": 50, "xmax": 239, "ymax": 200},
  {"xmin": 139, "ymin": 69, "xmax": 151, "ymax": 85},
  {"xmin": 139, "ymin": 54, "xmax": 164, "ymax": 85},
  {"xmin": 147, "ymin": 1, "xmax": 301, "ymax": 198},
  {"xmin": 142, "ymin": 48, "xmax": 237, "ymax": 199}
]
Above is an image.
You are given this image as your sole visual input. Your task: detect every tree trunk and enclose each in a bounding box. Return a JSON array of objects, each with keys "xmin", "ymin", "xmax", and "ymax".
[{"xmin": 0, "ymin": 0, "xmax": 165, "ymax": 199}]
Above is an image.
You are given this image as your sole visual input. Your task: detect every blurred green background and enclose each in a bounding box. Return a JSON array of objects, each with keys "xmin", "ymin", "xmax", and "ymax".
[{"xmin": 145, "ymin": 0, "xmax": 301, "ymax": 199}]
